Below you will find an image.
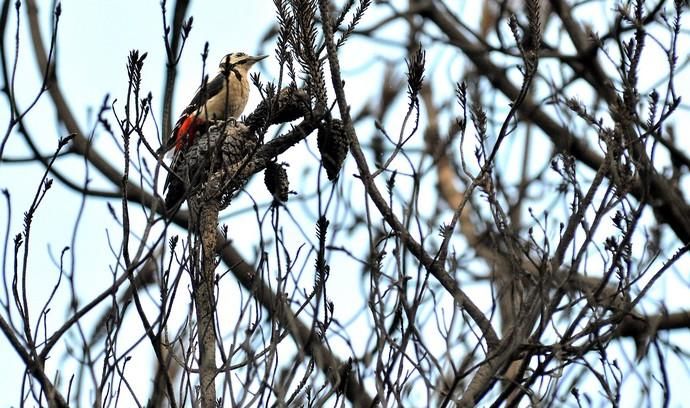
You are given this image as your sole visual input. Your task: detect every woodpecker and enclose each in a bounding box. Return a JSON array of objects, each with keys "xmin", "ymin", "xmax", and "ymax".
[{"xmin": 164, "ymin": 52, "xmax": 267, "ymax": 211}]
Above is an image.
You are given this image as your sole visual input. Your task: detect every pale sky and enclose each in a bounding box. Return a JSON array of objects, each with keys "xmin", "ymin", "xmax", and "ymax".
[{"xmin": 1, "ymin": 1, "xmax": 689, "ymax": 406}]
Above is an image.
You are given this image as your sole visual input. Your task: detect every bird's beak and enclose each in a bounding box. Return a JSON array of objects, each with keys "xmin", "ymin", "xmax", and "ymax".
[{"xmin": 253, "ymin": 55, "xmax": 269, "ymax": 62}]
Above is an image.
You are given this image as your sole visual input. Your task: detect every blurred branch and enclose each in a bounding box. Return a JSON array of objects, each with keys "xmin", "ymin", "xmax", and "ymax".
[
  {"xmin": 317, "ymin": 0, "xmax": 504, "ymax": 405},
  {"xmin": 25, "ymin": 0, "xmax": 154, "ymax": 204},
  {"xmin": 420, "ymin": 1, "xmax": 690, "ymax": 245},
  {"xmin": 161, "ymin": 0, "xmax": 191, "ymax": 145},
  {"xmin": 617, "ymin": 310, "xmax": 690, "ymax": 339},
  {"xmin": 0, "ymin": 317, "xmax": 68, "ymax": 408}
]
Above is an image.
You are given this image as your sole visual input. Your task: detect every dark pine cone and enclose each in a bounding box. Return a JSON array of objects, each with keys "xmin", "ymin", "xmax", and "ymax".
[
  {"xmin": 264, "ymin": 161, "xmax": 290, "ymax": 202},
  {"xmin": 317, "ymin": 119, "xmax": 350, "ymax": 181}
]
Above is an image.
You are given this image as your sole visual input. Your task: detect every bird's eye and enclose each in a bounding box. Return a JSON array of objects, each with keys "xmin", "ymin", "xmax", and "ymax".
[{"xmin": 235, "ymin": 52, "xmax": 246, "ymax": 57}]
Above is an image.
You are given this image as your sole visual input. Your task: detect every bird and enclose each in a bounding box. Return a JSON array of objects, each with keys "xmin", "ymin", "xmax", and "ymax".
[{"xmin": 164, "ymin": 52, "xmax": 267, "ymax": 211}]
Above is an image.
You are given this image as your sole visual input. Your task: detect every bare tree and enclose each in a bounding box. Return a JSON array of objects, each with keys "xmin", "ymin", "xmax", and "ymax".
[{"xmin": 2, "ymin": 0, "xmax": 690, "ymax": 406}]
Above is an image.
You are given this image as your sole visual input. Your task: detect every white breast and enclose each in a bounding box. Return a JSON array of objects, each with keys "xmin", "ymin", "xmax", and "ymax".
[{"xmin": 201, "ymin": 73, "xmax": 249, "ymax": 120}]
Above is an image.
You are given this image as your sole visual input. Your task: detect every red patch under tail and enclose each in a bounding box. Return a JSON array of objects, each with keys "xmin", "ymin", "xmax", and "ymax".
[{"xmin": 175, "ymin": 115, "xmax": 205, "ymax": 151}]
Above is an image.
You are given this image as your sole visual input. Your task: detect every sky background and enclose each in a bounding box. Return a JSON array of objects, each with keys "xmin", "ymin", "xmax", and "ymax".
[
  {"xmin": 1, "ymin": 1, "xmax": 282, "ymax": 404},
  {"xmin": 0, "ymin": 1, "xmax": 420, "ymax": 405},
  {"xmin": 1, "ymin": 1, "xmax": 689, "ymax": 406}
]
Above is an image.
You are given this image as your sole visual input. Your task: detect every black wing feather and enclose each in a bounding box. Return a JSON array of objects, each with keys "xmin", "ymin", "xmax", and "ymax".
[{"xmin": 183, "ymin": 71, "xmax": 227, "ymax": 115}]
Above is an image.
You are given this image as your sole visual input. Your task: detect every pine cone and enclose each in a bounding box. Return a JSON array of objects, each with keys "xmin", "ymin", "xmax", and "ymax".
[
  {"xmin": 317, "ymin": 119, "xmax": 349, "ymax": 181},
  {"xmin": 264, "ymin": 161, "xmax": 290, "ymax": 202}
]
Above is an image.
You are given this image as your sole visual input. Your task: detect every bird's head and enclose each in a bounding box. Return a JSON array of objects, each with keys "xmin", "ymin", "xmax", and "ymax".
[{"xmin": 219, "ymin": 52, "xmax": 268, "ymax": 75}]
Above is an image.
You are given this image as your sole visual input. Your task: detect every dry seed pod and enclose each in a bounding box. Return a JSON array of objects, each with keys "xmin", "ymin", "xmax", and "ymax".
[
  {"xmin": 245, "ymin": 87, "xmax": 310, "ymax": 131},
  {"xmin": 317, "ymin": 119, "xmax": 349, "ymax": 180},
  {"xmin": 264, "ymin": 161, "xmax": 289, "ymax": 202}
]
